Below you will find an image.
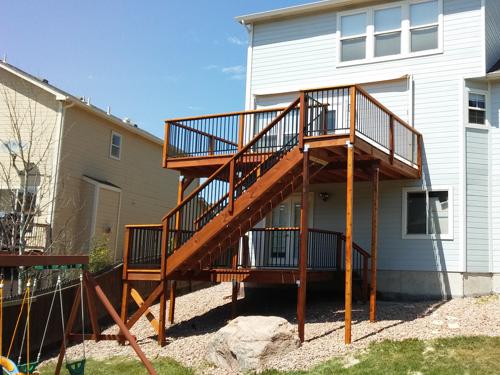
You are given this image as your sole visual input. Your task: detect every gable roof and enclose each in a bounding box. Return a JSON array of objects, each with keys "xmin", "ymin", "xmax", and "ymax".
[
  {"xmin": 0, "ymin": 61, "xmax": 163, "ymax": 147},
  {"xmin": 236, "ymin": 0, "xmax": 379, "ymax": 24}
]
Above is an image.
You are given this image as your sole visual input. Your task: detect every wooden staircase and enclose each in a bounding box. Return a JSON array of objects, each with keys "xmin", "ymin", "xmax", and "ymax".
[{"xmin": 163, "ymin": 98, "xmax": 307, "ymax": 277}]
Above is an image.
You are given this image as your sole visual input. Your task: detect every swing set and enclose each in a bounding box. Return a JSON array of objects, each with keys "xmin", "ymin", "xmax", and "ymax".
[{"xmin": 0, "ymin": 255, "xmax": 158, "ymax": 375}]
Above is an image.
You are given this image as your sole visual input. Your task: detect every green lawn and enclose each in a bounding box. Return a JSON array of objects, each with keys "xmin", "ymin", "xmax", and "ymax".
[
  {"xmin": 264, "ymin": 336, "xmax": 500, "ymax": 375},
  {"xmin": 39, "ymin": 357, "xmax": 193, "ymax": 375},
  {"xmin": 39, "ymin": 336, "xmax": 500, "ymax": 374}
]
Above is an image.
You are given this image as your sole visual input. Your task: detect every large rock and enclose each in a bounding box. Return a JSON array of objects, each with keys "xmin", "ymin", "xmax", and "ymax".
[{"xmin": 206, "ymin": 316, "xmax": 299, "ymax": 371}]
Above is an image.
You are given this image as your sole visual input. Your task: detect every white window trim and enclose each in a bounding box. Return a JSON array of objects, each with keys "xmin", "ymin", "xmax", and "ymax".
[
  {"xmin": 109, "ymin": 131, "xmax": 122, "ymax": 160},
  {"xmin": 337, "ymin": 0, "xmax": 443, "ymax": 67},
  {"xmin": 466, "ymin": 88, "xmax": 489, "ymax": 129},
  {"xmin": 402, "ymin": 186, "xmax": 454, "ymax": 240}
]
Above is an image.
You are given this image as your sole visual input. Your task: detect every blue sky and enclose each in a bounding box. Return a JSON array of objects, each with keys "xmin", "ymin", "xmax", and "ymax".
[{"xmin": 1, "ymin": 0, "xmax": 309, "ymax": 138}]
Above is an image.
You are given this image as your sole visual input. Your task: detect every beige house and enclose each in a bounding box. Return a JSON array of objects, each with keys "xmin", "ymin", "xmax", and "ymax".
[{"xmin": 0, "ymin": 61, "xmax": 179, "ymax": 260}]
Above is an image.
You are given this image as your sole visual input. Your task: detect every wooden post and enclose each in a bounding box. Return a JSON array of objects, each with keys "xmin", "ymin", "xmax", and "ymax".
[
  {"xmin": 417, "ymin": 135, "xmax": 422, "ymax": 177},
  {"xmin": 208, "ymin": 136, "xmax": 215, "ymax": 155},
  {"xmin": 168, "ymin": 280, "xmax": 177, "ymax": 324},
  {"xmin": 228, "ymin": 159, "xmax": 236, "ymax": 214},
  {"xmin": 349, "ymin": 86, "xmax": 357, "ymax": 144},
  {"xmin": 299, "ymin": 92, "xmax": 307, "ymax": 150},
  {"xmin": 297, "ymin": 146, "xmax": 310, "ymax": 343},
  {"xmin": 119, "ymin": 227, "xmax": 131, "ymax": 344},
  {"xmin": 158, "ymin": 280, "xmax": 167, "ymax": 346},
  {"xmin": 369, "ymin": 166, "xmax": 379, "ymax": 322},
  {"xmin": 389, "ymin": 115, "xmax": 395, "ymax": 164},
  {"xmin": 163, "ymin": 122, "xmax": 170, "ymax": 168},
  {"xmin": 345, "ymin": 141, "xmax": 354, "ymax": 344},
  {"xmin": 238, "ymin": 114, "xmax": 245, "ymax": 150}
]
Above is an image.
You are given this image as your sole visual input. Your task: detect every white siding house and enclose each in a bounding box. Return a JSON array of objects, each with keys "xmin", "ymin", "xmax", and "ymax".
[{"xmin": 237, "ymin": 0, "xmax": 500, "ymax": 297}]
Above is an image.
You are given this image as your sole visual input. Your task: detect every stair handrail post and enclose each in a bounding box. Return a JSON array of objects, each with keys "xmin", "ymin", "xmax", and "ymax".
[
  {"xmin": 228, "ymin": 158, "xmax": 236, "ymax": 215},
  {"xmin": 349, "ymin": 86, "xmax": 357, "ymax": 144},
  {"xmin": 238, "ymin": 114, "xmax": 245, "ymax": 150},
  {"xmin": 160, "ymin": 219, "xmax": 169, "ymax": 277},
  {"xmin": 163, "ymin": 121, "xmax": 170, "ymax": 168},
  {"xmin": 299, "ymin": 91, "xmax": 308, "ymax": 150}
]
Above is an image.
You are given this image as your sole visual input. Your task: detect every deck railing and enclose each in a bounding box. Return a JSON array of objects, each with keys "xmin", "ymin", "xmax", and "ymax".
[
  {"xmin": 164, "ymin": 85, "xmax": 422, "ymax": 169},
  {"xmin": 303, "ymin": 85, "xmax": 422, "ymax": 166},
  {"xmin": 124, "ymin": 225, "xmax": 163, "ymax": 267},
  {"xmin": 162, "ymin": 98, "xmax": 302, "ymax": 256},
  {"xmin": 164, "ymin": 108, "xmax": 287, "ymax": 160}
]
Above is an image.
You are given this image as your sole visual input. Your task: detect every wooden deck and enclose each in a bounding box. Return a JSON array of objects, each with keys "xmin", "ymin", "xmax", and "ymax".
[{"xmin": 122, "ymin": 84, "xmax": 423, "ymax": 346}]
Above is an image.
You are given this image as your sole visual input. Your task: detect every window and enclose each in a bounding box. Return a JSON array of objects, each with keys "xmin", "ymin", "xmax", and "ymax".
[
  {"xmin": 110, "ymin": 132, "xmax": 122, "ymax": 160},
  {"xmin": 340, "ymin": 12, "xmax": 367, "ymax": 62},
  {"xmin": 338, "ymin": 0, "xmax": 442, "ymax": 64},
  {"xmin": 374, "ymin": 7, "xmax": 402, "ymax": 57},
  {"xmin": 403, "ymin": 188, "xmax": 452, "ymax": 239},
  {"xmin": 468, "ymin": 92, "xmax": 486, "ymax": 125},
  {"xmin": 410, "ymin": 0, "xmax": 439, "ymax": 52}
]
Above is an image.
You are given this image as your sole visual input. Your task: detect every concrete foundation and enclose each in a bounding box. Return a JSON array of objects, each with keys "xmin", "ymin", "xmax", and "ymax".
[{"xmin": 243, "ymin": 271, "xmax": 500, "ymax": 300}]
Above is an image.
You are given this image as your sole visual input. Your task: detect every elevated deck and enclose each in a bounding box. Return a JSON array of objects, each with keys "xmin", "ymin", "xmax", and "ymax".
[
  {"xmin": 163, "ymin": 85, "xmax": 422, "ymax": 181},
  {"xmin": 122, "ymin": 84, "xmax": 423, "ymax": 347}
]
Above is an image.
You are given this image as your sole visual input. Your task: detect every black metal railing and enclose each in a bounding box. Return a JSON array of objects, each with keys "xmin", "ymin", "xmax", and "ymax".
[
  {"xmin": 125, "ymin": 225, "xmax": 163, "ymax": 266},
  {"xmin": 165, "ymin": 108, "xmax": 287, "ymax": 159},
  {"xmin": 304, "ymin": 86, "xmax": 352, "ymax": 136}
]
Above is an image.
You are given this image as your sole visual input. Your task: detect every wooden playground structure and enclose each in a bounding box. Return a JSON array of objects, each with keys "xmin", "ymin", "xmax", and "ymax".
[{"xmin": 0, "ymin": 254, "xmax": 157, "ymax": 375}]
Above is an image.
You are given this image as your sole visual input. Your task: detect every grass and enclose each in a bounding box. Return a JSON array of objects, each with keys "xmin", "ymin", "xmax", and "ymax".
[
  {"xmin": 38, "ymin": 336, "xmax": 500, "ymax": 374},
  {"xmin": 38, "ymin": 357, "xmax": 193, "ymax": 375},
  {"xmin": 262, "ymin": 336, "xmax": 500, "ymax": 375}
]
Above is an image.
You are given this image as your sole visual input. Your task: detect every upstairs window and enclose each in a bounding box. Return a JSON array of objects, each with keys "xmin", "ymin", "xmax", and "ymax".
[
  {"xmin": 338, "ymin": 0, "xmax": 442, "ymax": 64},
  {"xmin": 340, "ymin": 12, "xmax": 367, "ymax": 62},
  {"xmin": 468, "ymin": 93, "xmax": 486, "ymax": 125},
  {"xmin": 410, "ymin": 0, "xmax": 439, "ymax": 52},
  {"xmin": 110, "ymin": 131, "xmax": 122, "ymax": 160},
  {"xmin": 374, "ymin": 7, "xmax": 402, "ymax": 57}
]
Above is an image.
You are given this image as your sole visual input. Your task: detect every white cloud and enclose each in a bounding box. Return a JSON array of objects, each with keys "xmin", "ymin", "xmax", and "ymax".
[
  {"xmin": 202, "ymin": 64, "xmax": 246, "ymax": 80},
  {"xmin": 221, "ymin": 65, "xmax": 245, "ymax": 74},
  {"xmin": 227, "ymin": 36, "xmax": 246, "ymax": 46}
]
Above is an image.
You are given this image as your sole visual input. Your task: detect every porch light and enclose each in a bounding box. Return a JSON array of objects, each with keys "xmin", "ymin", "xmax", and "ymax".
[{"xmin": 319, "ymin": 192, "xmax": 330, "ymax": 202}]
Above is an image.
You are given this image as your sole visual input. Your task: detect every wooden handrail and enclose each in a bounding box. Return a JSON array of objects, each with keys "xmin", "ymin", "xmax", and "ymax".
[
  {"xmin": 165, "ymin": 106, "xmax": 288, "ymax": 123},
  {"xmin": 170, "ymin": 121, "xmax": 238, "ymax": 147},
  {"xmin": 162, "ymin": 98, "xmax": 301, "ymax": 222},
  {"xmin": 125, "ymin": 224, "xmax": 163, "ymax": 229}
]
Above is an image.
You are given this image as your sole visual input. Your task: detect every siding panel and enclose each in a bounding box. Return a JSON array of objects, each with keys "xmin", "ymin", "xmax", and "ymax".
[{"xmin": 466, "ymin": 127, "xmax": 489, "ymax": 272}]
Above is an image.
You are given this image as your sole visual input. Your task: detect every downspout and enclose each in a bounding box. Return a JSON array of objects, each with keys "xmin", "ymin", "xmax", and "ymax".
[{"xmin": 49, "ymin": 97, "xmax": 74, "ymax": 237}]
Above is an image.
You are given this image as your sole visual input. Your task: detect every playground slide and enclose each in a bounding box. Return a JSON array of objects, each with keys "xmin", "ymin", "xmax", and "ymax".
[{"xmin": 0, "ymin": 356, "xmax": 23, "ymax": 375}]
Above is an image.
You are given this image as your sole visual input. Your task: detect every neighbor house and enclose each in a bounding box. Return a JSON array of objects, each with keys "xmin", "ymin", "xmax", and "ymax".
[
  {"xmin": 120, "ymin": 0, "xmax": 500, "ymax": 345},
  {"xmin": 0, "ymin": 61, "xmax": 179, "ymax": 261}
]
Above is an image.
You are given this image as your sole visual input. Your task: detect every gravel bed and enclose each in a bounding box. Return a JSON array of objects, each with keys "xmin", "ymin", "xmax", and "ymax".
[{"xmin": 43, "ymin": 283, "xmax": 500, "ymax": 374}]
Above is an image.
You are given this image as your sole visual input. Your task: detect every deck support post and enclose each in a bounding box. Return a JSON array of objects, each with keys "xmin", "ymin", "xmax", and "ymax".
[
  {"xmin": 297, "ymin": 145, "xmax": 310, "ymax": 343},
  {"xmin": 345, "ymin": 141, "xmax": 354, "ymax": 345},
  {"xmin": 370, "ymin": 166, "xmax": 379, "ymax": 322},
  {"xmin": 168, "ymin": 280, "xmax": 177, "ymax": 324}
]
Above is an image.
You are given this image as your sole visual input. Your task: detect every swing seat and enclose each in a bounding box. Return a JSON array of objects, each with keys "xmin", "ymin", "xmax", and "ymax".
[
  {"xmin": 65, "ymin": 359, "xmax": 86, "ymax": 375},
  {"xmin": 17, "ymin": 361, "xmax": 38, "ymax": 373}
]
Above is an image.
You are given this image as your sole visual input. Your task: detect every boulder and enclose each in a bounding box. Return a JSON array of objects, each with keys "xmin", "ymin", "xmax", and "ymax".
[{"xmin": 206, "ymin": 316, "xmax": 299, "ymax": 372}]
